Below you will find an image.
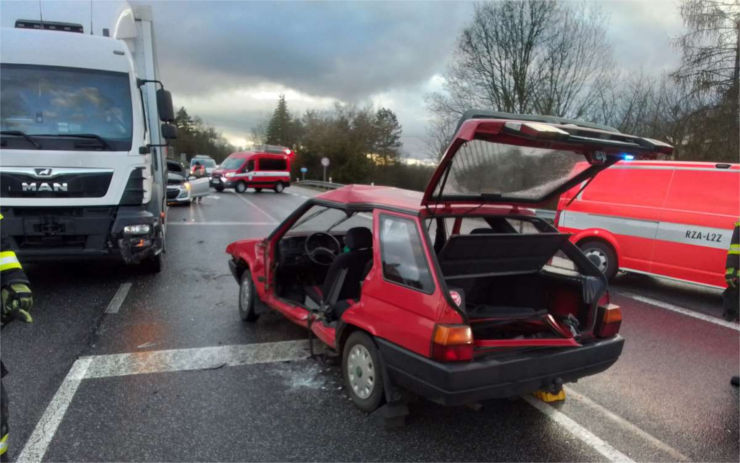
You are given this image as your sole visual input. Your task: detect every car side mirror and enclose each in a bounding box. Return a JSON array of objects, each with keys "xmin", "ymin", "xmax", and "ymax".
[
  {"xmin": 157, "ymin": 89, "xmax": 175, "ymax": 122},
  {"xmin": 161, "ymin": 123, "xmax": 177, "ymax": 140}
]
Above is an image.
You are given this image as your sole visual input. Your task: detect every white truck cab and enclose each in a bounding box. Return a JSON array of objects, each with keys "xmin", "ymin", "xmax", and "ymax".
[{"xmin": 0, "ymin": 2, "xmax": 176, "ymax": 272}]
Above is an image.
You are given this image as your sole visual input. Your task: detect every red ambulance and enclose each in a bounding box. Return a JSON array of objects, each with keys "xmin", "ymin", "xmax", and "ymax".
[
  {"xmin": 556, "ymin": 160, "xmax": 740, "ymax": 288},
  {"xmin": 211, "ymin": 145, "xmax": 295, "ymax": 193}
]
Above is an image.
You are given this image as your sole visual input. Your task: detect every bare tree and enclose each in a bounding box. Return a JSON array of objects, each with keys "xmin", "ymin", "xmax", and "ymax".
[{"xmin": 427, "ymin": 0, "xmax": 613, "ymax": 154}]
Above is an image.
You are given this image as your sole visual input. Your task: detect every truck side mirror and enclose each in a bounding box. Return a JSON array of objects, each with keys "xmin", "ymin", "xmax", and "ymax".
[
  {"xmin": 161, "ymin": 123, "xmax": 177, "ymax": 140},
  {"xmin": 157, "ymin": 89, "xmax": 175, "ymax": 122}
]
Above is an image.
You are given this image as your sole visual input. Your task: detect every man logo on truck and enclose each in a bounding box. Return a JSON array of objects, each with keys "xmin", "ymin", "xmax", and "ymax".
[
  {"xmin": 33, "ymin": 168, "xmax": 53, "ymax": 177},
  {"xmin": 21, "ymin": 182, "xmax": 68, "ymax": 193}
]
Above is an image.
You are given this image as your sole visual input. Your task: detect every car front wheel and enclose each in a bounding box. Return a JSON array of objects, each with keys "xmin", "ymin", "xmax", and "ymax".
[
  {"xmin": 343, "ymin": 331, "xmax": 384, "ymax": 412},
  {"xmin": 238, "ymin": 269, "xmax": 259, "ymax": 322},
  {"xmin": 235, "ymin": 181, "xmax": 247, "ymax": 193}
]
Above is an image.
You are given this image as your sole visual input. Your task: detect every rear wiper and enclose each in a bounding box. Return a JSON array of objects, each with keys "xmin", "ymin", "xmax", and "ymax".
[
  {"xmin": 44, "ymin": 133, "xmax": 112, "ymax": 150},
  {"xmin": 0, "ymin": 130, "xmax": 41, "ymax": 149}
]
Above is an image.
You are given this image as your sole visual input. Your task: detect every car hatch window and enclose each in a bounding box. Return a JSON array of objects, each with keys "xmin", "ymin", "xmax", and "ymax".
[{"xmin": 380, "ymin": 215, "xmax": 434, "ymax": 293}]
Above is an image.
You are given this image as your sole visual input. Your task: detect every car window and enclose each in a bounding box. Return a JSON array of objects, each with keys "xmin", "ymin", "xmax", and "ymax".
[
  {"xmin": 380, "ymin": 215, "xmax": 434, "ymax": 293},
  {"xmin": 167, "ymin": 161, "xmax": 184, "ymax": 173}
]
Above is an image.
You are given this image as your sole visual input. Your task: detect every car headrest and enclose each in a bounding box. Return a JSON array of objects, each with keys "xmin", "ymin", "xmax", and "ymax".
[{"xmin": 345, "ymin": 227, "xmax": 372, "ymax": 250}]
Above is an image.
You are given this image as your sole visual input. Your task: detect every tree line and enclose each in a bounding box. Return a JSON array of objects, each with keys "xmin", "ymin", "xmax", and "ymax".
[
  {"xmin": 428, "ymin": 0, "xmax": 739, "ymax": 162},
  {"xmin": 170, "ymin": 107, "xmax": 235, "ymax": 163}
]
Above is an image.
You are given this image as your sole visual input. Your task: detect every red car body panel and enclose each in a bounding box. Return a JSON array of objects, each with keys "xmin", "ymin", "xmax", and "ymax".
[{"xmin": 557, "ymin": 160, "xmax": 739, "ymax": 288}]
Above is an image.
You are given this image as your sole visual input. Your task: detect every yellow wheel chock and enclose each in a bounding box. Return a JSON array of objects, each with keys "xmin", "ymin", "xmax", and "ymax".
[{"xmin": 533, "ymin": 388, "xmax": 566, "ymax": 403}]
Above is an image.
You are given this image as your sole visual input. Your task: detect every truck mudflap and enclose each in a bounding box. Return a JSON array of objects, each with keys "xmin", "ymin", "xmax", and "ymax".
[{"xmin": 377, "ymin": 336, "xmax": 623, "ymax": 406}]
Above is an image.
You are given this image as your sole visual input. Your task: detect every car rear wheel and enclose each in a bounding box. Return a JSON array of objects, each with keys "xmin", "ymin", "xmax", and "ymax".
[
  {"xmin": 579, "ymin": 240, "xmax": 617, "ymax": 280},
  {"xmin": 343, "ymin": 331, "xmax": 384, "ymax": 412},
  {"xmin": 235, "ymin": 182, "xmax": 247, "ymax": 193},
  {"xmin": 239, "ymin": 269, "xmax": 258, "ymax": 322},
  {"xmin": 274, "ymin": 182, "xmax": 284, "ymax": 193}
]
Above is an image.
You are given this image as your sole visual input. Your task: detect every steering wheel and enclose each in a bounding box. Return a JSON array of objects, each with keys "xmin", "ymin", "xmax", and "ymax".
[{"xmin": 304, "ymin": 232, "xmax": 342, "ymax": 266}]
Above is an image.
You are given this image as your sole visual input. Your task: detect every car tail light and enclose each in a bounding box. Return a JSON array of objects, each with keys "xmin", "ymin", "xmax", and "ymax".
[
  {"xmin": 595, "ymin": 303, "xmax": 621, "ymax": 338},
  {"xmin": 431, "ymin": 324, "xmax": 473, "ymax": 362}
]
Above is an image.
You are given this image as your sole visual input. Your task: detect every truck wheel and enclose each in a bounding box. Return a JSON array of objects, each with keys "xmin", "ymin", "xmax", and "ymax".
[
  {"xmin": 579, "ymin": 240, "xmax": 617, "ymax": 280},
  {"xmin": 239, "ymin": 269, "xmax": 259, "ymax": 322},
  {"xmin": 143, "ymin": 253, "xmax": 162, "ymax": 274},
  {"xmin": 235, "ymin": 182, "xmax": 247, "ymax": 194},
  {"xmin": 254, "ymin": 188, "xmax": 262, "ymax": 193},
  {"xmin": 215, "ymin": 185, "xmax": 224, "ymax": 192},
  {"xmin": 274, "ymin": 182, "xmax": 284, "ymax": 193},
  {"xmin": 343, "ymin": 331, "xmax": 384, "ymax": 412}
]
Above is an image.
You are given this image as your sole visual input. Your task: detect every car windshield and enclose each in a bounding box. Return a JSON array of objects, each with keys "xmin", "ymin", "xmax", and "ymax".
[
  {"xmin": 193, "ymin": 158, "xmax": 216, "ymax": 167},
  {"xmin": 289, "ymin": 206, "xmax": 371, "ymax": 234},
  {"xmin": 221, "ymin": 157, "xmax": 244, "ymax": 169},
  {"xmin": 433, "ymin": 140, "xmax": 590, "ymax": 201},
  {"xmin": 0, "ymin": 63, "xmax": 133, "ymax": 151}
]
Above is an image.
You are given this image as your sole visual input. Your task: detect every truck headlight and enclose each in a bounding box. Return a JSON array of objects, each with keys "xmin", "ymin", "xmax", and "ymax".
[{"xmin": 123, "ymin": 224, "xmax": 151, "ymax": 235}]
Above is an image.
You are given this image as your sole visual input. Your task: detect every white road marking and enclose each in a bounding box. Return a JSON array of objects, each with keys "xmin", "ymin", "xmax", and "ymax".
[
  {"xmin": 16, "ymin": 340, "xmax": 312, "ymax": 462},
  {"xmin": 17, "ymin": 358, "xmax": 93, "ymax": 463},
  {"xmin": 168, "ymin": 221, "xmax": 277, "ymax": 226},
  {"xmin": 621, "ymin": 292, "xmax": 740, "ymax": 332},
  {"xmin": 565, "ymin": 387, "xmax": 690, "ymax": 462},
  {"xmin": 104, "ymin": 282, "xmax": 132, "ymax": 314},
  {"xmin": 234, "ymin": 193, "xmax": 280, "ymax": 222},
  {"xmin": 523, "ymin": 394, "xmax": 634, "ymax": 463}
]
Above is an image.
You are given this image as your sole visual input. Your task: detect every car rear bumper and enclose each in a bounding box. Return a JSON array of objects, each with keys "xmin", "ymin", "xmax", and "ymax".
[{"xmin": 377, "ymin": 336, "xmax": 623, "ymax": 406}]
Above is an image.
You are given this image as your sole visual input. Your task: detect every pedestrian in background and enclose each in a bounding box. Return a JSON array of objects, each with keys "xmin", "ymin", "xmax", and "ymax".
[
  {"xmin": 0, "ymin": 213, "xmax": 34, "ymax": 461},
  {"xmin": 724, "ymin": 219, "xmax": 739, "ymax": 387}
]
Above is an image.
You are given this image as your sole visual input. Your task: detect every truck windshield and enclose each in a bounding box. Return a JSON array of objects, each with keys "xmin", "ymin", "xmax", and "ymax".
[{"xmin": 0, "ymin": 64, "xmax": 133, "ymax": 151}]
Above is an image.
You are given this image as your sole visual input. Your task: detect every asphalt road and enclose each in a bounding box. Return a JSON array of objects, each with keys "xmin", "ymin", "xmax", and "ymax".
[{"xmin": 2, "ymin": 185, "xmax": 738, "ymax": 462}]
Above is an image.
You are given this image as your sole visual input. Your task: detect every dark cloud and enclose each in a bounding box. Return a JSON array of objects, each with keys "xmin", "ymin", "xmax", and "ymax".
[{"xmin": 152, "ymin": 1, "xmax": 470, "ymax": 101}]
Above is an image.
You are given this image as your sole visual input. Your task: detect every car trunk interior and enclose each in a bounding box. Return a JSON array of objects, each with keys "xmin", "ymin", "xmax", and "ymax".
[{"xmin": 429, "ymin": 217, "xmax": 606, "ymax": 347}]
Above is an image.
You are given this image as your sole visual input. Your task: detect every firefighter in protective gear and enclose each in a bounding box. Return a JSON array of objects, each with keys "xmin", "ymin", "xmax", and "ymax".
[
  {"xmin": 724, "ymin": 220, "xmax": 739, "ymax": 387},
  {"xmin": 1, "ymin": 213, "xmax": 34, "ymax": 459}
]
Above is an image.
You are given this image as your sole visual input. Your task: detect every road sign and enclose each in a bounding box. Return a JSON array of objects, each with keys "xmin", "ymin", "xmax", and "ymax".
[
  {"xmin": 300, "ymin": 167, "xmax": 308, "ymax": 173},
  {"xmin": 321, "ymin": 157, "xmax": 330, "ymax": 167}
]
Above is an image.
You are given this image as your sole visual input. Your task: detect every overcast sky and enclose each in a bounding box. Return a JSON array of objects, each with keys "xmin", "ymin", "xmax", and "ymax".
[{"xmin": 2, "ymin": 0, "xmax": 687, "ymax": 158}]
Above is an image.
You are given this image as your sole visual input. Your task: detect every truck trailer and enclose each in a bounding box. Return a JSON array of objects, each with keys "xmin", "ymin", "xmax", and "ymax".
[{"xmin": 0, "ymin": 1, "xmax": 176, "ymax": 272}]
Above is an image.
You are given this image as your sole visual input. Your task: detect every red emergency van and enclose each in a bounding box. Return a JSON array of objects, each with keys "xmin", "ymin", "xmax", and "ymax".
[
  {"xmin": 211, "ymin": 145, "xmax": 294, "ymax": 193},
  {"xmin": 556, "ymin": 160, "xmax": 740, "ymax": 289}
]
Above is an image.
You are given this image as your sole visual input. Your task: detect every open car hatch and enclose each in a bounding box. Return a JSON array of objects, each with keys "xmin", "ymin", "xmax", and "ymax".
[{"xmin": 422, "ymin": 111, "xmax": 674, "ymax": 207}]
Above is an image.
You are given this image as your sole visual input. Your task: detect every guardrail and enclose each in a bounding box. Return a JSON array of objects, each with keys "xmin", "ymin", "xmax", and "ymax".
[{"xmin": 295, "ymin": 180, "xmax": 557, "ymax": 223}]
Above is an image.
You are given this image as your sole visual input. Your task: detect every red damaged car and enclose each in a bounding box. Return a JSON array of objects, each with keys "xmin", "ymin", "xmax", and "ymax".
[{"xmin": 226, "ymin": 111, "xmax": 673, "ymax": 414}]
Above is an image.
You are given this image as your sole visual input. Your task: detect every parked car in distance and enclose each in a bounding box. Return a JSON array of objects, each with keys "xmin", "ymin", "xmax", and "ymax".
[
  {"xmin": 190, "ymin": 155, "xmax": 217, "ymax": 176},
  {"xmin": 557, "ymin": 160, "xmax": 740, "ymax": 288},
  {"xmin": 211, "ymin": 145, "xmax": 294, "ymax": 193},
  {"xmin": 225, "ymin": 111, "xmax": 673, "ymax": 417},
  {"xmin": 167, "ymin": 159, "xmax": 209, "ymax": 205}
]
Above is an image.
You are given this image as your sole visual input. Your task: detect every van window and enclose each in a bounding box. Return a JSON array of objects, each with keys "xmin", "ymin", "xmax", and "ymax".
[
  {"xmin": 581, "ymin": 166, "xmax": 672, "ymax": 208},
  {"xmin": 662, "ymin": 169, "xmax": 739, "ymax": 216},
  {"xmin": 380, "ymin": 215, "xmax": 434, "ymax": 293},
  {"xmin": 246, "ymin": 160, "xmax": 255, "ymax": 172},
  {"xmin": 258, "ymin": 158, "xmax": 287, "ymax": 171}
]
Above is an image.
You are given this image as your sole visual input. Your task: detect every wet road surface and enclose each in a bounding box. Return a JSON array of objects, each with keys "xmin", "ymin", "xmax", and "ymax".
[{"xmin": 2, "ymin": 185, "xmax": 738, "ymax": 461}]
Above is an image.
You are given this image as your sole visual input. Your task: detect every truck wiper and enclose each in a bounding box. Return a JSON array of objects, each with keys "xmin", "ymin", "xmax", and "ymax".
[
  {"xmin": 0, "ymin": 130, "xmax": 41, "ymax": 149},
  {"xmin": 44, "ymin": 133, "xmax": 112, "ymax": 150}
]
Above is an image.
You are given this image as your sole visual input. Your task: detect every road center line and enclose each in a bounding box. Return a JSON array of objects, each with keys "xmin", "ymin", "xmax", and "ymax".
[
  {"xmin": 620, "ymin": 292, "xmax": 740, "ymax": 332},
  {"xmin": 104, "ymin": 282, "xmax": 132, "ymax": 314},
  {"xmin": 17, "ymin": 358, "xmax": 93, "ymax": 463},
  {"xmin": 565, "ymin": 387, "xmax": 690, "ymax": 461},
  {"xmin": 234, "ymin": 194, "xmax": 280, "ymax": 223},
  {"xmin": 522, "ymin": 394, "xmax": 634, "ymax": 463}
]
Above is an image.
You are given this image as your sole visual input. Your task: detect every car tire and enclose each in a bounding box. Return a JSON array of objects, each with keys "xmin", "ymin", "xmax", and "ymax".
[
  {"xmin": 215, "ymin": 185, "xmax": 224, "ymax": 192},
  {"xmin": 142, "ymin": 253, "xmax": 162, "ymax": 274},
  {"xmin": 235, "ymin": 182, "xmax": 247, "ymax": 194},
  {"xmin": 274, "ymin": 182, "xmax": 284, "ymax": 193},
  {"xmin": 254, "ymin": 188, "xmax": 262, "ymax": 193},
  {"xmin": 343, "ymin": 331, "xmax": 384, "ymax": 412},
  {"xmin": 579, "ymin": 240, "xmax": 617, "ymax": 280},
  {"xmin": 239, "ymin": 269, "xmax": 259, "ymax": 322}
]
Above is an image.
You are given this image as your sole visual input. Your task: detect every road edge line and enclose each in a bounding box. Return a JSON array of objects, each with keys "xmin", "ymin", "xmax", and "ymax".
[
  {"xmin": 565, "ymin": 387, "xmax": 690, "ymax": 462},
  {"xmin": 622, "ymin": 293, "xmax": 740, "ymax": 332},
  {"xmin": 522, "ymin": 394, "xmax": 635, "ymax": 463},
  {"xmin": 17, "ymin": 357, "xmax": 93, "ymax": 463}
]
